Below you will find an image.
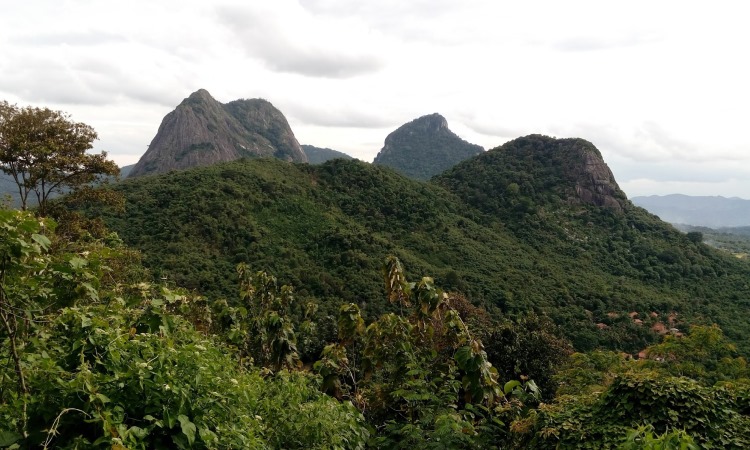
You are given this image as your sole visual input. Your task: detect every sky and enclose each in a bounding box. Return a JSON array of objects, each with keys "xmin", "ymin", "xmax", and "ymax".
[{"xmin": 1, "ymin": 1, "xmax": 749, "ymax": 199}]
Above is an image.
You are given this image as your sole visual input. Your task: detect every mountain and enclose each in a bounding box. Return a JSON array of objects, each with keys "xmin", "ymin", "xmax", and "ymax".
[
  {"xmin": 631, "ymin": 194, "xmax": 750, "ymax": 228},
  {"xmin": 86, "ymin": 134, "xmax": 750, "ymax": 355},
  {"xmin": 435, "ymin": 134, "xmax": 628, "ymax": 217},
  {"xmin": 119, "ymin": 164, "xmax": 135, "ymax": 178},
  {"xmin": 128, "ymin": 89, "xmax": 307, "ymax": 177},
  {"xmin": 301, "ymin": 145, "xmax": 353, "ymax": 164},
  {"xmin": 372, "ymin": 113, "xmax": 483, "ymax": 180},
  {"xmin": 0, "ymin": 172, "xmax": 19, "ymax": 207}
]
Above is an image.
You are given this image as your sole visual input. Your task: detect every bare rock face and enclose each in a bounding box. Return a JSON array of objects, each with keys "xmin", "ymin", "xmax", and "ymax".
[
  {"xmin": 373, "ymin": 113, "xmax": 484, "ymax": 180},
  {"xmin": 128, "ymin": 89, "xmax": 307, "ymax": 177},
  {"xmin": 567, "ymin": 140, "xmax": 626, "ymax": 212}
]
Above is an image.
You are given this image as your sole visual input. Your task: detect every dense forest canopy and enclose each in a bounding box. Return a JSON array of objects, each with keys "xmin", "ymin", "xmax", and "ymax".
[
  {"xmin": 3, "ymin": 207, "xmax": 750, "ymax": 448},
  {"xmin": 86, "ymin": 145, "xmax": 750, "ymax": 355}
]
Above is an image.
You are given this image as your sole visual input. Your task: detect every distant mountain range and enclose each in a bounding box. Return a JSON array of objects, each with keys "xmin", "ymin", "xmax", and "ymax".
[
  {"xmin": 632, "ymin": 194, "xmax": 750, "ymax": 228},
  {"xmin": 373, "ymin": 113, "xmax": 484, "ymax": 180}
]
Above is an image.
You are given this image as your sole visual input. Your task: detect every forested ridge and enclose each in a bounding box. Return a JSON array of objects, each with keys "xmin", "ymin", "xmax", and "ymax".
[
  {"xmin": 4, "ymin": 104, "xmax": 750, "ymax": 448},
  {"xmin": 88, "ymin": 136, "xmax": 750, "ymax": 355}
]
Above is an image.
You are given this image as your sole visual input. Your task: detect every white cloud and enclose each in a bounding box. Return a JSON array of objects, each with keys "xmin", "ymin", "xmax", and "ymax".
[
  {"xmin": 0, "ymin": 0, "xmax": 748, "ymax": 198},
  {"xmin": 284, "ymin": 103, "xmax": 396, "ymax": 128},
  {"xmin": 214, "ymin": 1, "xmax": 386, "ymax": 78}
]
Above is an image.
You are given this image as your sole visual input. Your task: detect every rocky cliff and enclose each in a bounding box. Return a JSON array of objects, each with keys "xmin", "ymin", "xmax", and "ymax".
[
  {"xmin": 568, "ymin": 139, "xmax": 626, "ymax": 212},
  {"xmin": 373, "ymin": 113, "xmax": 484, "ymax": 180},
  {"xmin": 128, "ymin": 89, "xmax": 307, "ymax": 177}
]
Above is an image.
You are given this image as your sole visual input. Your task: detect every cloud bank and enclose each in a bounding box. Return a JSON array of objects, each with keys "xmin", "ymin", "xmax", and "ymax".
[{"xmin": 0, "ymin": 0, "xmax": 747, "ymax": 198}]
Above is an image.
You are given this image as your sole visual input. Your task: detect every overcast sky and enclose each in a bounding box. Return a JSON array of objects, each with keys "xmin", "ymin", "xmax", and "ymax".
[{"xmin": 1, "ymin": 1, "xmax": 749, "ymax": 199}]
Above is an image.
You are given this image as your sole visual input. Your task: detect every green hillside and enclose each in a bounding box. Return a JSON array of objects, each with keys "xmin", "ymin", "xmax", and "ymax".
[{"xmin": 86, "ymin": 137, "xmax": 750, "ymax": 354}]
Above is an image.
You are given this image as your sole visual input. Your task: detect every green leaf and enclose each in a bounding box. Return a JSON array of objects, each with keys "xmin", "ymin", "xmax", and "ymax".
[
  {"xmin": 110, "ymin": 405, "xmax": 125, "ymax": 425},
  {"xmin": 69, "ymin": 256, "xmax": 88, "ymax": 269},
  {"xmin": 0, "ymin": 430, "xmax": 21, "ymax": 447},
  {"xmin": 165, "ymin": 409, "xmax": 176, "ymax": 429},
  {"xmin": 526, "ymin": 379, "xmax": 541, "ymax": 400},
  {"xmin": 455, "ymin": 346, "xmax": 472, "ymax": 370},
  {"xmin": 504, "ymin": 380, "xmax": 521, "ymax": 395},
  {"xmin": 198, "ymin": 427, "xmax": 217, "ymax": 444},
  {"xmin": 31, "ymin": 233, "xmax": 51, "ymax": 250},
  {"xmin": 127, "ymin": 425, "xmax": 148, "ymax": 440},
  {"xmin": 177, "ymin": 414, "xmax": 196, "ymax": 446}
]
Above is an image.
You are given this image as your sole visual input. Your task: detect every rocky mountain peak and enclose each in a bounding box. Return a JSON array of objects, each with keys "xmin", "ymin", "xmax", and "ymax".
[
  {"xmin": 373, "ymin": 113, "xmax": 483, "ymax": 180},
  {"xmin": 186, "ymin": 88, "xmax": 213, "ymax": 101},
  {"xmin": 128, "ymin": 89, "xmax": 307, "ymax": 177},
  {"xmin": 413, "ymin": 113, "xmax": 449, "ymax": 132}
]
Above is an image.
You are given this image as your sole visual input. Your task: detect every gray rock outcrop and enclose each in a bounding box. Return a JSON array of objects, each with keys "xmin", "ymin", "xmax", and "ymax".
[{"xmin": 129, "ymin": 89, "xmax": 307, "ymax": 177}]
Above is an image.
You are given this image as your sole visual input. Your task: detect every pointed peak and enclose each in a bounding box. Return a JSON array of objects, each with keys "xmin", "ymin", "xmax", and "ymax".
[{"xmin": 185, "ymin": 89, "xmax": 216, "ymax": 103}]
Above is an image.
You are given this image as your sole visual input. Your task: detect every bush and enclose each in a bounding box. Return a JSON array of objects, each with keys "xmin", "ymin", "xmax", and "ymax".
[{"xmin": 1, "ymin": 293, "xmax": 368, "ymax": 449}]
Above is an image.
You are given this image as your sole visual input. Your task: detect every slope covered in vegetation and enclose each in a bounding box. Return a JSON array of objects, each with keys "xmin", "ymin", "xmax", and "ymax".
[
  {"xmin": 87, "ymin": 136, "xmax": 750, "ymax": 355},
  {"xmin": 3, "ymin": 207, "xmax": 750, "ymax": 449},
  {"xmin": 8, "ymin": 101, "xmax": 750, "ymax": 448}
]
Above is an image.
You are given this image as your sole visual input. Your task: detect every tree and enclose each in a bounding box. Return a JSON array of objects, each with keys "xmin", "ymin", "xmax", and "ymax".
[
  {"xmin": 0, "ymin": 101, "xmax": 119, "ymax": 216},
  {"xmin": 484, "ymin": 314, "xmax": 573, "ymax": 400},
  {"xmin": 314, "ymin": 256, "xmax": 515, "ymax": 446},
  {"xmin": 686, "ymin": 231, "xmax": 703, "ymax": 244},
  {"xmin": 641, "ymin": 324, "xmax": 749, "ymax": 383}
]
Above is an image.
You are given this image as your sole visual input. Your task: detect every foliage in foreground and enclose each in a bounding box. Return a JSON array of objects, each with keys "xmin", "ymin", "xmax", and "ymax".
[
  {"xmin": 0, "ymin": 208, "xmax": 367, "ymax": 449},
  {"xmin": 3, "ymin": 205, "xmax": 750, "ymax": 448},
  {"xmin": 536, "ymin": 326, "xmax": 750, "ymax": 448},
  {"xmin": 526, "ymin": 371, "xmax": 750, "ymax": 449}
]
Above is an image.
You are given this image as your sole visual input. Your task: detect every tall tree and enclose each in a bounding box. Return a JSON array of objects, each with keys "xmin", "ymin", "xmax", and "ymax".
[{"xmin": 0, "ymin": 101, "xmax": 119, "ymax": 216}]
